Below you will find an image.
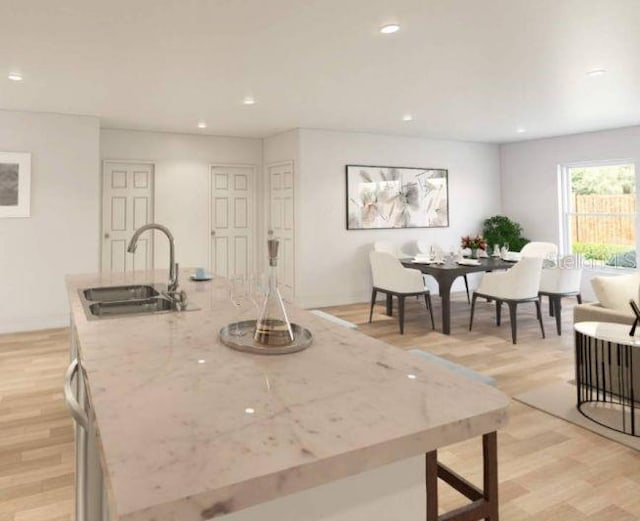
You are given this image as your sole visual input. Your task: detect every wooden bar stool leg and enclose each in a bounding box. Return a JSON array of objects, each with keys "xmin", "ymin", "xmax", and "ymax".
[
  {"xmin": 424, "ymin": 431, "xmax": 500, "ymax": 521},
  {"xmin": 483, "ymin": 432, "xmax": 499, "ymax": 521},
  {"xmin": 425, "ymin": 450, "xmax": 438, "ymax": 521}
]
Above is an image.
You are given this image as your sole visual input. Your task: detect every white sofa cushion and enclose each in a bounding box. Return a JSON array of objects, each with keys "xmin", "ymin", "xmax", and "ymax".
[{"xmin": 590, "ymin": 272, "xmax": 640, "ymax": 312}]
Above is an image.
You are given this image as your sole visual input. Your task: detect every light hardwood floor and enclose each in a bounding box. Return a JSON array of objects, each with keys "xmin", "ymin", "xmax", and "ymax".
[
  {"xmin": 0, "ymin": 328, "xmax": 73, "ymax": 521},
  {"xmin": 2, "ymin": 295, "xmax": 640, "ymax": 520}
]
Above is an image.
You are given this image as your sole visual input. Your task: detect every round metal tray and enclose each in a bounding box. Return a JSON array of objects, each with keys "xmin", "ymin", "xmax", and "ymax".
[{"xmin": 219, "ymin": 320, "xmax": 312, "ymax": 355}]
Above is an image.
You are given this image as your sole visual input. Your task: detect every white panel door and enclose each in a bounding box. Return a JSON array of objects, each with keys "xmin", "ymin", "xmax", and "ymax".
[
  {"xmin": 101, "ymin": 162, "xmax": 154, "ymax": 272},
  {"xmin": 268, "ymin": 161, "xmax": 295, "ymax": 300},
  {"xmin": 210, "ymin": 165, "xmax": 256, "ymax": 277}
]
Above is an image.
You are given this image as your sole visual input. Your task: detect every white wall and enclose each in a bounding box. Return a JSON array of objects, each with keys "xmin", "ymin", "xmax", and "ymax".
[
  {"xmin": 295, "ymin": 129, "xmax": 502, "ymax": 307},
  {"xmin": 501, "ymin": 125, "xmax": 640, "ymax": 244},
  {"xmin": 0, "ymin": 110, "xmax": 100, "ymax": 333},
  {"xmin": 263, "ymin": 129, "xmax": 299, "ymax": 167},
  {"xmin": 100, "ymin": 129, "xmax": 263, "ymax": 272},
  {"xmin": 262, "ymin": 129, "xmax": 299, "ymax": 274},
  {"xmin": 500, "ymin": 125, "xmax": 640, "ymax": 300}
]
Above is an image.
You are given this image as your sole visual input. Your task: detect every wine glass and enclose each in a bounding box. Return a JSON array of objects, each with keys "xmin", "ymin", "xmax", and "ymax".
[
  {"xmin": 248, "ymin": 272, "xmax": 267, "ymax": 315},
  {"xmin": 501, "ymin": 242, "xmax": 510, "ymax": 259},
  {"xmin": 229, "ymin": 275, "xmax": 251, "ymax": 335}
]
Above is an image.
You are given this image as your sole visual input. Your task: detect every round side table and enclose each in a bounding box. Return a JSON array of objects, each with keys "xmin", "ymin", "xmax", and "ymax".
[{"xmin": 574, "ymin": 321, "xmax": 640, "ymax": 436}]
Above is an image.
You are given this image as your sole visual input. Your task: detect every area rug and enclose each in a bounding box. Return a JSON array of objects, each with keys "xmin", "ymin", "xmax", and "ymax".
[{"xmin": 514, "ymin": 381, "xmax": 640, "ymax": 451}]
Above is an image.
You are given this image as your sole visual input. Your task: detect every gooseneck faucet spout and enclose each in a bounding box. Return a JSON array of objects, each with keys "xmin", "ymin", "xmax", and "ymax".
[{"xmin": 127, "ymin": 223, "xmax": 178, "ymax": 292}]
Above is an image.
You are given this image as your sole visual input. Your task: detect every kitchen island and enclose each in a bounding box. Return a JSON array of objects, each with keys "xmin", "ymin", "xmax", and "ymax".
[{"xmin": 66, "ymin": 270, "xmax": 509, "ymax": 521}]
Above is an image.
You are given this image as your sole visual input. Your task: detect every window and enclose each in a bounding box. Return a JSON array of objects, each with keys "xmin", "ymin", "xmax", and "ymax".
[{"xmin": 560, "ymin": 161, "xmax": 637, "ymax": 268}]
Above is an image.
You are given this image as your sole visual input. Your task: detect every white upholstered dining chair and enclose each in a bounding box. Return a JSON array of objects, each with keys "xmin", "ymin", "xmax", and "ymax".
[
  {"xmin": 369, "ymin": 251, "xmax": 435, "ymax": 334},
  {"xmin": 520, "ymin": 242, "xmax": 558, "ymax": 260},
  {"xmin": 374, "ymin": 240, "xmax": 411, "ymax": 258},
  {"xmin": 374, "ymin": 240, "xmax": 397, "ymax": 255},
  {"xmin": 469, "ymin": 256, "xmax": 545, "ymax": 344},
  {"xmin": 539, "ymin": 254, "xmax": 583, "ymax": 335}
]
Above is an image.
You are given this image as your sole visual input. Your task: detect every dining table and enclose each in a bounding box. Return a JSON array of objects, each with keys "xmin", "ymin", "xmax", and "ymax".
[{"xmin": 401, "ymin": 256, "xmax": 516, "ymax": 334}]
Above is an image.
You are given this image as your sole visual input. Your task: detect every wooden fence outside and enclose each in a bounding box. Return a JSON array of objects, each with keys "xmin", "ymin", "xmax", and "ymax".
[{"xmin": 572, "ymin": 193, "xmax": 636, "ymax": 245}]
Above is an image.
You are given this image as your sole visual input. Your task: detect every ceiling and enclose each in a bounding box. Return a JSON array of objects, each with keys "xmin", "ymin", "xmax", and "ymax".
[{"xmin": 1, "ymin": 0, "xmax": 639, "ymax": 143}]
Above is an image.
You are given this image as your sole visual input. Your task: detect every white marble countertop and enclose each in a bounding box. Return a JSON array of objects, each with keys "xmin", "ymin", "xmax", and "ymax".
[{"xmin": 66, "ymin": 270, "xmax": 509, "ymax": 521}]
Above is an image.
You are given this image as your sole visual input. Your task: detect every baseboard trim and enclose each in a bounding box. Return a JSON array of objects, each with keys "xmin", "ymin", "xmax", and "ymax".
[
  {"xmin": 297, "ymin": 293, "xmax": 370, "ymax": 309},
  {"xmin": 297, "ymin": 290, "xmax": 470, "ymax": 309}
]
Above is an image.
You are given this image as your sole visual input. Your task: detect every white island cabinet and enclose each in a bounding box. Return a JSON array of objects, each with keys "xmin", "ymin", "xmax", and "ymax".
[{"xmin": 65, "ymin": 271, "xmax": 509, "ymax": 521}]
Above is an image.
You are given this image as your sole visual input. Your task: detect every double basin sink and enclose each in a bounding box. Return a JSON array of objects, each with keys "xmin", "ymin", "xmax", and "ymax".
[{"xmin": 81, "ymin": 284, "xmax": 190, "ymax": 320}]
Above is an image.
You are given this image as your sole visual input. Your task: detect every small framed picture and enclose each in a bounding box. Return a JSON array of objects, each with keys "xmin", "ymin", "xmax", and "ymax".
[{"xmin": 0, "ymin": 152, "xmax": 31, "ymax": 218}]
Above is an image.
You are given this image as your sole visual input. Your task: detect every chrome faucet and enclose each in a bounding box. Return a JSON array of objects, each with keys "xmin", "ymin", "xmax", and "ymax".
[{"xmin": 127, "ymin": 223, "xmax": 179, "ymax": 292}]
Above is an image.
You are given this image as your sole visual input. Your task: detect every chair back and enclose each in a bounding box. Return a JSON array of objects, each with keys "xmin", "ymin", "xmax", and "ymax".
[
  {"xmin": 504, "ymin": 256, "xmax": 544, "ymax": 299},
  {"xmin": 539, "ymin": 255, "xmax": 583, "ymax": 294},
  {"xmin": 416, "ymin": 240, "xmax": 430, "ymax": 254},
  {"xmin": 520, "ymin": 242, "xmax": 558, "ymax": 260},
  {"xmin": 369, "ymin": 251, "xmax": 424, "ymax": 293},
  {"xmin": 374, "ymin": 240, "xmax": 397, "ymax": 256}
]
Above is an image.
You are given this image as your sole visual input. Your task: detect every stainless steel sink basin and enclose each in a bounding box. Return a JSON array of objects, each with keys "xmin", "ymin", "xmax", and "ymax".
[
  {"xmin": 79, "ymin": 283, "xmax": 199, "ymax": 320},
  {"xmin": 88, "ymin": 297, "xmax": 174, "ymax": 318},
  {"xmin": 83, "ymin": 285, "xmax": 159, "ymax": 302}
]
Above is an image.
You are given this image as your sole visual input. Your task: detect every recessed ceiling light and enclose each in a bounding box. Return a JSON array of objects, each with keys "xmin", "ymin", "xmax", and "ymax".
[
  {"xmin": 586, "ymin": 69, "xmax": 607, "ymax": 77},
  {"xmin": 197, "ymin": 359, "xmax": 206, "ymax": 364},
  {"xmin": 380, "ymin": 24, "xmax": 400, "ymax": 34},
  {"xmin": 402, "ymin": 114, "xmax": 414, "ymax": 122},
  {"xmin": 243, "ymin": 96, "xmax": 256, "ymax": 105},
  {"xmin": 516, "ymin": 127, "xmax": 526, "ymax": 134},
  {"xmin": 245, "ymin": 407, "xmax": 255, "ymax": 414},
  {"xmin": 197, "ymin": 121, "xmax": 207, "ymax": 129},
  {"xmin": 407, "ymin": 374, "xmax": 417, "ymax": 380},
  {"xmin": 8, "ymin": 72, "xmax": 22, "ymax": 81}
]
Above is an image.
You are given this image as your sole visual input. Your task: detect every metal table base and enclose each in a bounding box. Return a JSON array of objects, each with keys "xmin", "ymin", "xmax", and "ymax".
[{"xmin": 575, "ymin": 327, "xmax": 639, "ymax": 436}]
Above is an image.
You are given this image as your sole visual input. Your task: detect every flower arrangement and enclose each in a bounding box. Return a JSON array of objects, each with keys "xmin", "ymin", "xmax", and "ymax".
[{"xmin": 461, "ymin": 235, "xmax": 487, "ymax": 251}]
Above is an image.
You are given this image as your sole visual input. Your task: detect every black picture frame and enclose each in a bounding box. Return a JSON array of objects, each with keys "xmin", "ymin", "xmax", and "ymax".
[{"xmin": 345, "ymin": 164, "xmax": 449, "ymax": 230}]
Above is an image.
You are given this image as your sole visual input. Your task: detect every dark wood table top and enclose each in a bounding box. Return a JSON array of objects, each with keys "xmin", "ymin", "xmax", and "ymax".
[{"xmin": 401, "ymin": 256, "xmax": 516, "ymax": 275}]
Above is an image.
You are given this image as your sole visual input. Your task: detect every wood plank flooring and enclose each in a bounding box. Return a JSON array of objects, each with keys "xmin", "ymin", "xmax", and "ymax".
[
  {"xmin": 0, "ymin": 329, "xmax": 73, "ymax": 521},
  {"xmin": 2, "ymin": 294, "xmax": 639, "ymax": 520}
]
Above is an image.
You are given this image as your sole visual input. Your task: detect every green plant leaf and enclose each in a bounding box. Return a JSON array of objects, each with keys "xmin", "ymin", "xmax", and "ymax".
[{"xmin": 482, "ymin": 215, "xmax": 529, "ymax": 252}]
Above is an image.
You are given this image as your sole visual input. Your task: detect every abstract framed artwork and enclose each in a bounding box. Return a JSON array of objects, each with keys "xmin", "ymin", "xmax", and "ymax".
[
  {"xmin": 0, "ymin": 152, "xmax": 31, "ymax": 218},
  {"xmin": 346, "ymin": 164, "xmax": 449, "ymax": 230}
]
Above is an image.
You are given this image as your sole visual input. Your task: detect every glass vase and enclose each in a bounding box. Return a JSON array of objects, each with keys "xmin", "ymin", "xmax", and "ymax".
[{"xmin": 254, "ymin": 238, "xmax": 295, "ymax": 346}]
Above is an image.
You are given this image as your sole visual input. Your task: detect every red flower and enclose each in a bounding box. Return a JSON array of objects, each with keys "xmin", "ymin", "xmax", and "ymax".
[{"xmin": 460, "ymin": 235, "xmax": 487, "ymax": 250}]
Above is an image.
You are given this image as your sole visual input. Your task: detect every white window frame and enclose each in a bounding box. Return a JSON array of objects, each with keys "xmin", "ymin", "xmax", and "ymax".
[{"xmin": 558, "ymin": 158, "xmax": 638, "ymax": 269}]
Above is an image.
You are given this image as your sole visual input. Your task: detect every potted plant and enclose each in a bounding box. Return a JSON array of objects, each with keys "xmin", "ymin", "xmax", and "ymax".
[
  {"xmin": 482, "ymin": 215, "xmax": 529, "ymax": 252},
  {"xmin": 461, "ymin": 235, "xmax": 487, "ymax": 259}
]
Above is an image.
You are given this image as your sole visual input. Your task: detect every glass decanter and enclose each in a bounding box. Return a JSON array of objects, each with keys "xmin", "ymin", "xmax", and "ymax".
[{"xmin": 254, "ymin": 238, "xmax": 295, "ymax": 346}]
